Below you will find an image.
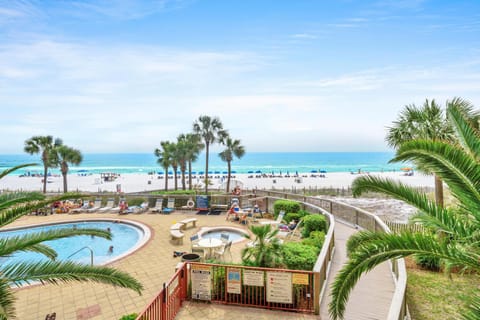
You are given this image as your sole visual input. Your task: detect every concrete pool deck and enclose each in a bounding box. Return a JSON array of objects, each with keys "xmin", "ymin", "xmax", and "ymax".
[{"xmin": 7, "ymin": 211, "xmax": 280, "ymax": 319}]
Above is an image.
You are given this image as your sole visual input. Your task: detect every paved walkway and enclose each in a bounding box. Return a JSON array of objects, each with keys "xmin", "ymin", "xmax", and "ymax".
[{"xmin": 7, "ymin": 212, "xmax": 395, "ymax": 319}]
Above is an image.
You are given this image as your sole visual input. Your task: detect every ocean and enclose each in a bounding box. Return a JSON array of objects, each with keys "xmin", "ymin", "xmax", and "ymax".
[{"xmin": 0, "ymin": 152, "xmax": 408, "ymax": 176}]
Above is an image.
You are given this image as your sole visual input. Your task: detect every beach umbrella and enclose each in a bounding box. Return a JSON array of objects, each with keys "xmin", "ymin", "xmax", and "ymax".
[
  {"xmin": 222, "ymin": 171, "xmax": 228, "ymax": 174},
  {"xmin": 320, "ymin": 170, "xmax": 327, "ymax": 173},
  {"xmin": 199, "ymin": 171, "xmax": 204, "ymax": 175},
  {"xmin": 168, "ymin": 171, "xmax": 173, "ymax": 174},
  {"xmin": 310, "ymin": 170, "xmax": 318, "ymax": 173},
  {"xmin": 191, "ymin": 171, "xmax": 197, "ymax": 174},
  {"xmin": 231, "ymin": 170, "xmax": 237, "ymax": 174},
  {"xmin": 158, "ymin": 171, "xmax": 164, "ymax": 175},
  {"xmin": 78, "ymin": 169, "xmax": 88, "ymax": 173},
  {"xmin": 255, "ymin": 170, "xmax": 262, "ymax": 174},
  {"xmin": 214, "ymin": 171, "xmax": 220, "ymax": 174},
  {"xmin": 247, "ymin": 171, "xmax": 254, "ymax": 174}
]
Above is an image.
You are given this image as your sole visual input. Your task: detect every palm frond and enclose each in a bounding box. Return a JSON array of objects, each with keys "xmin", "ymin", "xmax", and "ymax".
[
  {"xmin": 0, "ymin": 228, "xmax": 111, "ymax": 258},
  {"xmin": 0, "ymin": 163, "xmax": 37, "ymax": 180},
  {"xmin": 462, "ymin": 293, "xmax": 480, "ymax": 320},
  {"xmin": 447, "ymin": 101, "xmax": 480, "ymax": 161},
  {"xmin": 3, "ymin": 260, "xmax": 143, "ymax": 293},
  {"xmin": 392, "ymin": 140, "xmax": 480, "ymax": 217},
  {"xmin": 0, "ymin": 279, "xmax": 16, "ymax": 320},
  {"xmin": 329, "ymin": 231, "xmax": 480, "ymax": 320}
]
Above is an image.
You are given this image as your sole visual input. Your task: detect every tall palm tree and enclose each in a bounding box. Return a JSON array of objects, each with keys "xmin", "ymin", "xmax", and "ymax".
[
  {"xmin": 169, "ymin": 142, "xmax": 179, "ymax": 191},
  {"xmin": 55, "ymin": 145, "xmax": 82, "ymax": 193},
  {"xmin": 176, "ymin": 134, "xmax": 190, "ymax": 190},
  {"xmin": 386, "ymin": 98, "xmax": 478, "ymax": 207},
  {"xmin": 219, "ymin": 135, "xmax": 245, "ymax": 193},
  {"xmin": 193, "ymin": 115, "xmax": 227, "ymax": 194},
  {"xmin": 0, "ymin": 164, "xmax": 142, "ymax": 319},
  {"xmin": 24, "ymin": 136, "xmax": 63, "ymax": 193},
  {"xmin": 329, "ymin": 102, "xmax": 480, "ymax": 320},
  {"xmin": 185, "ymin": 133, "xmax": 203, "ymax": 190},
  {"xmin": 241, "ymin": 224, "xmax": 283, "ymax": 268},
  {"xmin": 154, "ymin": 141, "xmax": 173, "ymax": 191}
]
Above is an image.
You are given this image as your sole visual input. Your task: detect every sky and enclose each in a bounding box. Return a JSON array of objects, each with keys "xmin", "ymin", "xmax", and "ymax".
[{"xmin": 0, "ymin": 0, "xmax": 479, "ymax": 154}]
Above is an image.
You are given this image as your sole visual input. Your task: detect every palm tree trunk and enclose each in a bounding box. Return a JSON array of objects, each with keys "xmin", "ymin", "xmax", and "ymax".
[
  {"xmin": 188, "ymin": 161, "xmax": 192, "ymax": 190},
  {"xmin": 181, "ymin": 165, "xmax": 186, "ymax": 190},
  {"xmin": 173, "ymin": 167, "xmax": 178, "ymax": 190},
  {"xmin": 205, "ymin": 142, "xmax": 209, "ymax": 194},
  {"xmin": 164, "ymin": 167, "xmax": 168, "ymax": 191},
  {"xmin": 42, "ymin": 165, "xmax": 47, "ymax": 193},
  {"xmin": 61, "ymin": 163, "xmax": 68, "ymax": 193},
  {"xmin": 227, "ymin": 161, "xmax": 231, "ymax": 193},
  {"xmin": 434, "ymin": 175, "xmax": 444, "ymax": 208}
]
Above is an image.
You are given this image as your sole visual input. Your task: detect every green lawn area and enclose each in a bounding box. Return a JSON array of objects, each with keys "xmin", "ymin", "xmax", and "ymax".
[{"xmin": 407, "ymin": 264, "xmax": 480, "ymax": 320}]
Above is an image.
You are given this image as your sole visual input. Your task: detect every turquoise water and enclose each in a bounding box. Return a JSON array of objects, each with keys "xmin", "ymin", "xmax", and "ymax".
[
  {"xmin": 0, "ymin": 152, "xmax": 407, "ymax": 175},
  {"xmin": 0, "ymin": 221, "xmax": 142, "ymax": 266},
  {"xmin": 201, "ymin": 229, "xmax": 245, "ymax": 242}
]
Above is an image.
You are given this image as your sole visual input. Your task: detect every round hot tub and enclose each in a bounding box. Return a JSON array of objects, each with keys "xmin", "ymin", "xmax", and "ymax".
[{"xmin": 198, "ymin": 226, "xmax": 248, "ymax": 244}]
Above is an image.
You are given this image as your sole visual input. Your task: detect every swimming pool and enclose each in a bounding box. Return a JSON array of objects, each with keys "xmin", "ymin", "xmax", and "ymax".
[
  {"xmin": 198, "ymin": 226, "xmax": 248, "ymax": 243},
  {"xmin": 0, "ymin": 219, "xmax": 150, "ymax": 266}
]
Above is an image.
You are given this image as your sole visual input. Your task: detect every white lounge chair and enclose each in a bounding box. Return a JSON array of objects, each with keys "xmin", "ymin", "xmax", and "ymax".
[
  {"xmin": 260, "ymin": 211, "xmax": 285, "ymax": 226},
  {"xmin": 150, "ymin": 198, "xmax": 163, "ymax": 213},
  {"xmin": 162, "ymin": 198, "xmax": 175, "ymax": 214},
  {"xmin": 86, "ymin": 199, "xmax": 102, "ymax": 213},
  {"xmin": 98, "ymin": 198, "xmax": 115, "ymax": 213},
  {"xmin": 110, "ymin": 198, "xmax": 124, "ymax": 213}
]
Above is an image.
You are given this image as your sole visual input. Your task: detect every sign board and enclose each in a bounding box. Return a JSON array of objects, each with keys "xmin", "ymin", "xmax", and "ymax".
[
  {"xmin": 266, "ymin": 272, "xmax": 292, "ymax": 304},
  {"xmin": 243, "ymin": 270, "xmax": 264, "ymax": 287},
  {"xmin": 292, "ymin": 273, "xmax": 309, "ymax": 285},
  {"xmin": 191, "ymin": 265, "xmax": 211, "ymax": 300},
  {"xmin": 196, "ymin": 195, "xmax": 209, "ymax": 209},
  {"xmin": 227, "ymin": 268, "xmax": 242, "ymax": 294}
]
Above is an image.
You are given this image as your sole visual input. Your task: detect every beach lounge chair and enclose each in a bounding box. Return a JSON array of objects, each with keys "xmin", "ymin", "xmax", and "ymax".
[
  {"xmin": 110, "ymin": 198, "xmax": 124, "ymax": 213},
  {"xmin": 98, "ymin": 198, "xmax": 115, "ymax": 213},
  {"xmin": 86, "ymin": 199, "xmax": 102, "ymax": 213},
  {"xmin": 150, "ymin": 198, "xmax": 163, "ymax": 213},
  {"xmin": 70, "ymin": 200, "xmax": 89, "ymax": 214},
  {"xmin": 162, "ymin": 198, "xmax": 175, "ymax": 214},
  {"xmin": 260, "ymin": 210, "xmax": 285, "ymax": 226},
  {"xmin": 278, "ymin": 219, "xmax": 302, "ymax": 239}
]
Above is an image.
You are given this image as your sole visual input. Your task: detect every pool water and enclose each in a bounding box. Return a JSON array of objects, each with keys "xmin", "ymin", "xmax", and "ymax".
[
  {"xmin": 0, "ymin": 221, "xmax": 143, "ymax": 266},
  {"xmin": 201, "ymin": 229, "xmax": 246, "ymax": 242}
]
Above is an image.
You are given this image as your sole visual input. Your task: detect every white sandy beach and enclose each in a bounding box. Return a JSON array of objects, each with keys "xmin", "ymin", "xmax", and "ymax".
[{"xmin": 0, "ymin": 171, "xmax": 434, "ymax": 194}]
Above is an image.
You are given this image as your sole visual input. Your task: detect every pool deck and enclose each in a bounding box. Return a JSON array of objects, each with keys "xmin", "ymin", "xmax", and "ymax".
[{"xmin": 7, "ymin": 211, "xmax": 395, "ymax": 320}]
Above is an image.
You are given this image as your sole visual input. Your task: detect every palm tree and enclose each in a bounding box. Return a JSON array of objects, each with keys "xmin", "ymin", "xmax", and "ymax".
[
  {"xmin": 24, "ymin": 136, "xmax": 63, "ymax": 193},
  {"xmin": 219, "ymin": 135, "xmax": 245, "ymax": 193},
  {"xmin": 386, "ymin": 98, "xmax": 479, "ymax": 207},
  {"xmin": 176, "ymin": 134, "xmax": 190, "ymax": 190},
  {"xmin": 193, "ymin": 115, "xmax": 227, "ymax": 194},
  {"xmin": 169, "ymin": 142, "xmax": 179, "ymax": 191},
  {"xmin": 154, "ymin": 141, "xmax": 173, "ymax": 191},
  {"xmin": 241, "ymin": 224, "xmax": 283, "ymax": 268},
  {"xmin": 185, "ymin": 133, "xmax": 203, "ymax": 190},
  {"xmin": 55, "ymin": 145, "xmax": 82, "ymax": 193},
  {"xmin": 0, "ymin": 164, "xmax": 142, "ymax": 319},
  {"xmin": 329, "ymin": 102, "xmax": 480, "ymax": 320}
]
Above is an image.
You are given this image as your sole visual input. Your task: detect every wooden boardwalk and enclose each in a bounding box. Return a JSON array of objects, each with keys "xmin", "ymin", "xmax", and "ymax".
[{"xmin": 320, "ymin": 220, "xmax": 395, "ymax": 320}]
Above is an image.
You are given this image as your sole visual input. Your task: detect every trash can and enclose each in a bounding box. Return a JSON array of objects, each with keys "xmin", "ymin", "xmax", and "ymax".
[{"xmin": 181, "ymin": 253, "xmax": 201, "ymax": 262}]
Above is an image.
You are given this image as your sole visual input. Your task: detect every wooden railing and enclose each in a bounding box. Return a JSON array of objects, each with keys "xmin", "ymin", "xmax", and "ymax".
[{"xmin": 254, "ymin": 190, "xmax": 409, "ymax": 320}]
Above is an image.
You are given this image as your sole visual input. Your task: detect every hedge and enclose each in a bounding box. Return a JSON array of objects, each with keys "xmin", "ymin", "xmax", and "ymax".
[
  {"xmin": 282, "ymin": 242, "xmax": 320, "ymax": 270},
  {"xmin": 273, "ymin": 200, "xmax": 301, "ymax": 218},
  {"xmin": 284, "ymin": 209, "xmax": 309, "ymax": 223},
  {"xmin": 301, "ymin": 214, "xmax": 327, "ymax": 238},
  {"xmin": 302, "ymin": 231, "xmax": 325, "ymax": 249}
]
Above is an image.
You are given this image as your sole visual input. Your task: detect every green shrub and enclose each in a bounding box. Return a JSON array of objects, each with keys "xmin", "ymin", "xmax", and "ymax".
[
  {"xmin": 301, "ymin": 214, "xmax": 327, "ymax": 238},
  {"xmin": 414, "ymin": 254, "xmax": 441, "ymax": 271},
  {"xmin": 119, "ymin": 314, "xmax": 137, "ymax": 320},
  {"xmin": 284, "ymin": 210, "xmax": 309, "ymax": 223},
  {"xmin": 127, "ymin": 198, "xmax": 145, "ymax": 206},
  {"xmin": 273, "ymin": 200, "xmax": 301, "ymax": 217},
  {"xmin": 282, "ymin": 242, "xmax": 320, "ymax": 270},
  {"xmin": 150, "ymin": 190, "xmax": 196, "ymax": 195},
  {"xmin": 302, "ymin": 231, "xmax": 325, "ymax": 249}
]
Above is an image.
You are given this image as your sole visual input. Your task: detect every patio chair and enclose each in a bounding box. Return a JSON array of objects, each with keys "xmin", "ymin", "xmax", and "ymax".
[
  {"xmin": 150, "ymin": 198, "xmax": 163, "ymax": 213},
  {"xmin": 110, "ymin": 198, "xmax": 124, "ymax": 213},
  {"xmin": 70, "ymin": 200, "xmax": 89, "ymax": 214},
  {"xmin": 214, "ymin": 241, "xmax": 232, "ymax": 261},
  {"xmin": 220, "ymin": 233, "xmax": 230, "ymax": 243},
  {"xmin": 278, "ymin": 219, "xmax": 302, "ymax": 239},
  {"xmin": 98, "ymin": 198, "xmax": 115, "ymax": 213},
  {"xmin": 259, "ymin": 210, "xmax": 285, "ymax": 226},
  {"xmin": 162, "ymin": 198, "xmax": 175, "ymax": 214},
  {"xmin": 86, "ymin": 199, "xmax": 102, "ymax": 213},
  {"xmin": 190, "ymin": 234, "xmax": 204, "ymax": 255}
]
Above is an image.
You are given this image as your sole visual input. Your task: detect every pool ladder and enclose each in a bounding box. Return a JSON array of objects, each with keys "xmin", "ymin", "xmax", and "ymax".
[{"xmin": 67, "ymin": 246, "xmax": 94, "ymax": 266}]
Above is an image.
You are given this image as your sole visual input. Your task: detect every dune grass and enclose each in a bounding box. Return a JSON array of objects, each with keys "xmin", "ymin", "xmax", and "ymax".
[{"xmin": 406, "ymin": 259, "xmax": 480, "ymax": 320}]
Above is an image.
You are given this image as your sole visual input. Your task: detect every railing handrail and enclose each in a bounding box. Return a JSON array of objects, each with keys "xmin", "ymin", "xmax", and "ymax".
[{"xmin": 67, "ymin": 246, "xmax": 94, "ymax": 266}]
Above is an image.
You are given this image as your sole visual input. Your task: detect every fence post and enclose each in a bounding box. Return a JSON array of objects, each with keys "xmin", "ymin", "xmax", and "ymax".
[{"xmin": 314, "ymin": 272, "xmax": 321, "ymax": 315}]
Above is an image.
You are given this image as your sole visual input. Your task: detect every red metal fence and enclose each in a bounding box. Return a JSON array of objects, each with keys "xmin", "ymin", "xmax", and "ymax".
[{"xmin": 136, "ymin": 263, "xmax": 188, "ymax": 320}]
